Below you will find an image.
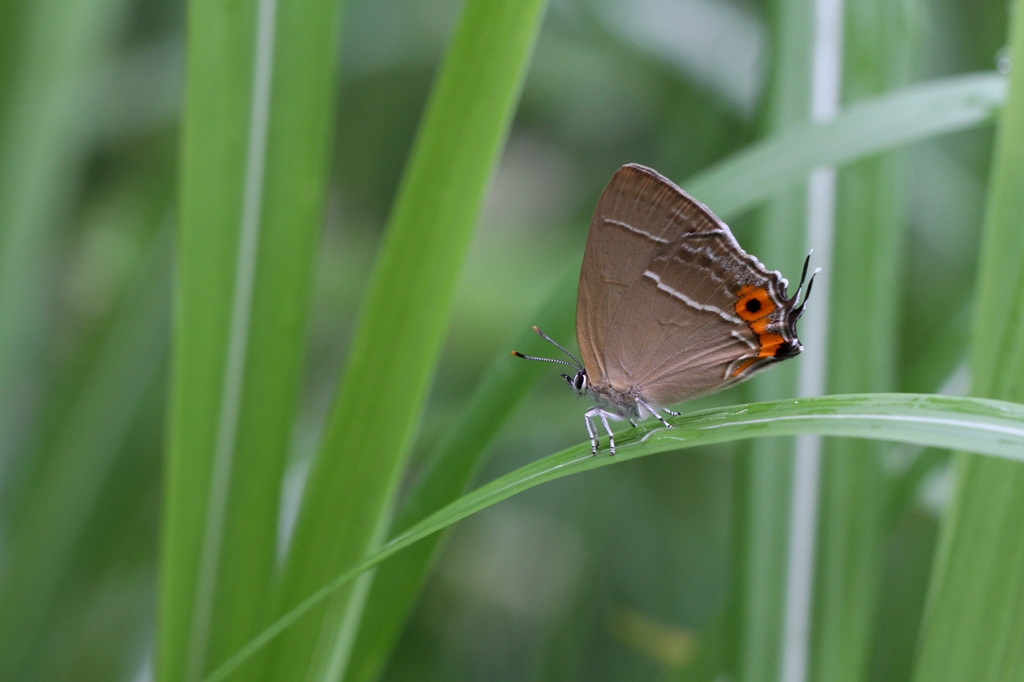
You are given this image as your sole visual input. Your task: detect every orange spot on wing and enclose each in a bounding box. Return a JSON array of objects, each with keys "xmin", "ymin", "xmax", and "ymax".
[
  {"xmin": 732, "ymin": 286, "xmax": 788, "ymax": 378},
  {"xmin": 734, "ymin": 286, "xmax": 776, "ymax": 322}
]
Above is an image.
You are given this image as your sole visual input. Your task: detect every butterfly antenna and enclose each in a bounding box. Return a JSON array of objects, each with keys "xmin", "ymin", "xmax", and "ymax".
[
  {"xmin": 531, "ymin": 326, "xmax": 584, "ymax": 370},
  {"xmin": 511, "ymin": 350, "xmax": 581, "ymax": 372}
]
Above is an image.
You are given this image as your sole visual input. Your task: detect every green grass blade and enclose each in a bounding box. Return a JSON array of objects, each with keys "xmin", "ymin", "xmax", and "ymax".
[
  {"xmin": 158, "ymin": 0, "xmax": 339, "ymax": 678},
  {"xmin": 266, "ymin": 2, "xmax": 548, "ymax": 680},
  {"xmin": 912, "ymin": 1, "xmax": 1024, "ymax": 679},
  {"xmin": 811, "ymin": 2, "xmax": 923, "ymax": 680},
  {"xmin": 206, "ymin": 393, "xmax": 1024, "ymax": 682}
]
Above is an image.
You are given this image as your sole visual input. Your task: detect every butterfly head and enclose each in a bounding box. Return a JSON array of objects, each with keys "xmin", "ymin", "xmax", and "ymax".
[{"xmin": 560, "ymin": 369, "xmax": 589, "ymax": 395}]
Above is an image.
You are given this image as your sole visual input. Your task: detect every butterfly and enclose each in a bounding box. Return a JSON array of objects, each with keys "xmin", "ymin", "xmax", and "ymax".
[{"xmin": 515, "ymin": 164, "xmax": 816, "ymax": 455}]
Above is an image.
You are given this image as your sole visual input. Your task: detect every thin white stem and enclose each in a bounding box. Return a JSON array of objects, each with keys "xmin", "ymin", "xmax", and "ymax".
[{"xmin": 780, "ymin": 0, "xmax": 843, "ymax": 679}]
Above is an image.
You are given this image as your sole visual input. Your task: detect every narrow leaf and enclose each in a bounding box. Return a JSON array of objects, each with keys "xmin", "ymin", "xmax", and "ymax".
[
  {"xmin": 208, "ymin": 393, "xmax": 1024, "ymax": 682},
  {"xmin": 688, "ymin": 72, "xmax": 1005, "ymax": 216}
]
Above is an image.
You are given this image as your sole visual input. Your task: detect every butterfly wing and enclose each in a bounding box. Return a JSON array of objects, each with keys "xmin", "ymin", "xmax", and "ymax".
[{"xmin": 578, "ymin": 164, "xmax": 802, "ymax": 406}]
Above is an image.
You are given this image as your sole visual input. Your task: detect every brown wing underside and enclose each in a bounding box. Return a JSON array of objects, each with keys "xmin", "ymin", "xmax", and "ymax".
[{"xmin": 576, "ymin": 164, "xmax": 797, "ymax": 406}]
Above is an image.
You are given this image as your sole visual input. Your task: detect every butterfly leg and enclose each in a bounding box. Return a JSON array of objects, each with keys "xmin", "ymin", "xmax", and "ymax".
[
  {"xmin": 637, "ymin": 399, "xmax": 674, "ymax": 429},
  {"xmin": 584, "ymin": 409, "xmax": 599, "ymax": 455},
  {"xmin": 597, "ymin": 410, "xmax": 617, "ymax": 455},
  {"xmin": 663, "ymin": 408, "xmax": 681, "ymax": 416}
]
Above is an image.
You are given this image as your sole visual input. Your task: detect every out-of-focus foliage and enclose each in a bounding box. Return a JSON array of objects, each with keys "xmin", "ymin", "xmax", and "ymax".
[{"xmin": 0, "ymin": 0, "xmax": 1018, "ymax": 679}]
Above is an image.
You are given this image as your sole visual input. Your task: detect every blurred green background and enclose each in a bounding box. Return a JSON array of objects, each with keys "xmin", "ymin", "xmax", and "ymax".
[{"xmin": 0, "ymin": 0, "xmax": 1014, "ymax": 679}]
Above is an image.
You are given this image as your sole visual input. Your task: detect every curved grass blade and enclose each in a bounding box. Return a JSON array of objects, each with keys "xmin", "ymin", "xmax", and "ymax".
[
  {"xmin": 206, "ymin": 393, "xmax": 1024, "ymax": 682},
  {"xmin": 688, "ymin": 72, "xmax": 1004, "ymax": 215}
]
